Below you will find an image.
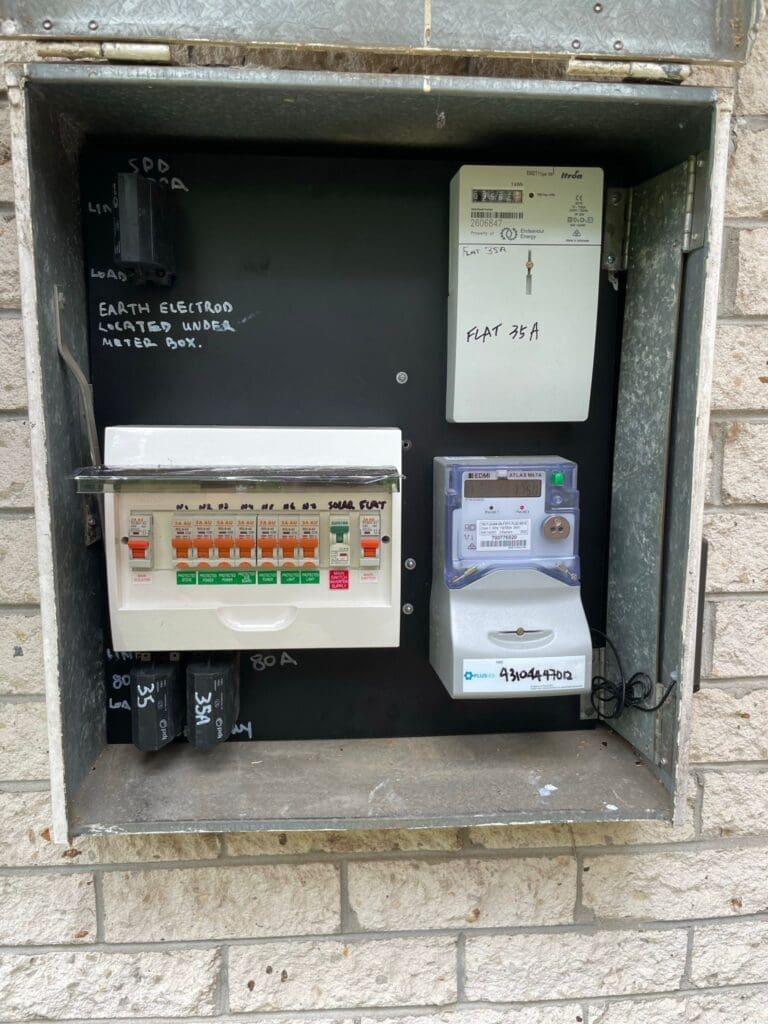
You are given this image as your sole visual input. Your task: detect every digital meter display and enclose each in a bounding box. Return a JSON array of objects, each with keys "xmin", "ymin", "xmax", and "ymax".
[{"xmin": 463, "ymin": 478, "xmax": 542, "ymax": 499}]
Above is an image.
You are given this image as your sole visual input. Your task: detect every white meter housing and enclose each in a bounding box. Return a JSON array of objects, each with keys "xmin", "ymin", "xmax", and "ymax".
[
  {"xmin": 430, "ymin": 456, "xmax": 591, "ymax": 699},
  {"xmin": 89, "ymin": 426, "xmax": 402, "ymax": 652},
  {"xmin": 447, "ymin": 165, "xmax": 604, "ymax": 422}
]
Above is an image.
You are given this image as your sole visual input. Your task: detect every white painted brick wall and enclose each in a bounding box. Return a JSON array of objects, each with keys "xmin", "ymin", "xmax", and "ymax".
[
  {"xmin": 346, "ymin": 857, "xmax": 577, "ymax": 929},
  {"xmin": 0, "ymin": 13, "xmax": 767, "ymax": 1024},
  {"xmin": 711, "ymin": 324, "xmax": 768, "ymax": 410},
  {"xmin": 463, "ymin": 930, "xmax": 687, "ymax": 1000},
  {"xmin": 102, "ymin": 863, "xmax": 341, "ymax": 941},
  {"xmin": 228, "ymin": 938, "xmax": 457, "ymax": 1011}
]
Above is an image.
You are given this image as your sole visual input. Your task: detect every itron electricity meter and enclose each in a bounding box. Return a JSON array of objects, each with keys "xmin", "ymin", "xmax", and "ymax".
[
  {"xmin": 429, "ymin": 456, "xmax": 591, "ymax": 698},
  {"xmin": 447, "ymin": 165, "xmax": 604, "ymax": 422},
  {"xmin": 77, "ymin": 426, "xmax": 402, "ymax": 651}
]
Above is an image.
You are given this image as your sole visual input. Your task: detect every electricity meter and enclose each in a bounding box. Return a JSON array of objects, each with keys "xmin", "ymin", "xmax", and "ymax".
[
  {"xmin": 429, "ymin": 456, "xmax": 591, "ymax": 698},
  {"xmin": 76, "ymin": 426, "xmax": 402, "ymax": 651},
  {"xmin": 447, "ymin": 164, "xmax": 604, "ymax": 423}
]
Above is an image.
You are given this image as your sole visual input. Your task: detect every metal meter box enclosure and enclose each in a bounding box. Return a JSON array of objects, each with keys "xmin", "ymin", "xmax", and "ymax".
[
  {"xmin": 10, "ymin": 63, "xmax": 725, "ymax": 840},
  {"xmin": 96, "ymin": 426, "xmax": 402, "ymax": 651},
  {"xmin": 447, "ymin": 165, "xmax": 604, "ymax": 422}
]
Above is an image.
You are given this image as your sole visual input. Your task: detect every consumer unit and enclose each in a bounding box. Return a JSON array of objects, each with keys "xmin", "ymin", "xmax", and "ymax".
[{"xmin": 80, "ymin": 426, "xmax": 402, "ymax": 651}]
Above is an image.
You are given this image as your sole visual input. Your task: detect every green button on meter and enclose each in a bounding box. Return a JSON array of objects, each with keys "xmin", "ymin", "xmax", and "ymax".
[{"xmin": 551, "ymin": 471, "xmax": 565, "ymax": 485}]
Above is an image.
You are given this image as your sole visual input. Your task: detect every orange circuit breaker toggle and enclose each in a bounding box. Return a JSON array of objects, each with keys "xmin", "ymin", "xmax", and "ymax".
[
  {"xmin": 359, "ymin": 512, "xmax": 381, "ymax": 568},
  {"xmin": 127, "ymin": 511, "xmax": 153, "ymax": 569},
  {"xmin": 257, "ymin": 514, "xmax": 279, "ymax": 568},
  {"xmin": 172, "ymin": 515, "xmax": 195, "ymax": 568}
]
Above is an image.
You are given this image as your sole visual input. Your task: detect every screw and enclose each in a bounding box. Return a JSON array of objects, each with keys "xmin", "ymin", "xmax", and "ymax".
[
  {"xmin": 88, "ymin": 19, "xmax": 98, "ymax": 30},
  {"xmin": 402, "ymin": 439, "xmax": 413, "ymax": 451},
  {"xmin": 613, "ymin": 39, "xmax": 624, "ymax": 50},
  {"xmin": 404, "ymin": 557, "xmax": 416, "ymax": 570},
  {"xmin": 697, "ymin": 158, "xmax": 705, "ymax": 169},
  {"xmin": 593, "ymin": 2, "xmax": 603, "ymax": 10},
  {"xmin": 584, "ymin": 706, "xmax": 596, "ymax": 717},
  {"xmin": 402, "ymin": 603, "xmax": 415, "ymax": 615},
  {"xmin": 606, "ymin": 254, "xmax": 616, "ymax": 266},
  {"xmin": 87, "ymin": 515, "xmax": 97, "ymax": 527},
  {"xmin": 571, "ymin": 39, "xmax": 581, "ymax": 49},
  {"xmin": 42, "ymin": 18, "xmax": 52, "ymax": 29},
  {"xmin": 395, "ymin": 370, "xmax": 408, "ymax": 384},
  {"xmin": 609, "ymin": 191, "xmax": 621, "ymax": 206}
]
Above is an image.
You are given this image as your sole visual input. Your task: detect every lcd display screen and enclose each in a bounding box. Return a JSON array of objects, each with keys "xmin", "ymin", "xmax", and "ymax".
[{"xmin": 464, "ymin": 478, "xmax": 542, "ymax": 498}]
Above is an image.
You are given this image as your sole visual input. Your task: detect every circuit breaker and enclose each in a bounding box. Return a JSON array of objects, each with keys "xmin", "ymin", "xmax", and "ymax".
[
  {"xmin": 447, "ymin": 165, "xmax": 604, "ymax": 423},
  {"xmin": 78, "ymin": 426, "xmax": 402, "ymax": 651},
  {"xmin": 430, "ymin": 456, "xmax": 591, "ymax": 698}
]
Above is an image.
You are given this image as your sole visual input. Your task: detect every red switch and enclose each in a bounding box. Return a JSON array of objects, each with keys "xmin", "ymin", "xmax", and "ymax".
[
  {"xmin": 361, "ymin": 538, "xmax": 380, "ymax": 560},
  {"xmin": 235, "ymin": 538, "xmax": 255, "ymax": 566},
  {"xmin": 171, "ymin": 538, "xmax": 193, "ymax": 568},
  {"xmin": 195, "ymin": 538, "xmax": 214, "ymax": 568},
  {"xmin": 128, "ymin": 538, "xmax": 150, "ymax": 560},
  {"xmin": 216, "ymin": 534, "xmax": 238, "ymax": 567},
  {"xmin": 300, "ymin": 537, "xmax": 319, "ymax": 566},
  {"xmin": 257, "ymin": 538, "xmax": 277, "ymax": 567},
  {"xmin": 279, "ymin": 541, "xmax": 301, "ymax": 568}
]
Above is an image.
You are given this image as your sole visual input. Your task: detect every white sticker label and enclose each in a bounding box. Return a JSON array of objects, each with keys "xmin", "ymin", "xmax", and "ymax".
[
  {"xmin": 462, "ymin": 655, "xmax": 586, "ymax": 694},
  {"xmin": 359, "ymin": 570, "xmax": 379, "ymax": 584},
  {"xmin": 131, "ymin": 571, "xmax": 153, "ymax": 585},
  {"xmin": 476, "ymin": 518, "xmax": 530, "ymax": 551}
]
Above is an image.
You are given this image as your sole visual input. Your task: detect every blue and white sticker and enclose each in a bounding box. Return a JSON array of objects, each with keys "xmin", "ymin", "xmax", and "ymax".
[{"xmin": 461, "ymin": 655, "xmax": 586, "ymax": 694}]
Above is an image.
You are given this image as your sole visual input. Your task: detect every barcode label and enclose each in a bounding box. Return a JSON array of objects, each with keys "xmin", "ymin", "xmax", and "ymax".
[
  {"xmin": 470, "ymin": 209, "xmax": 524, "ymax": 220},
  {"xmin": 476, "ymin": 518, "xmax": 531, "ymax": 551}
]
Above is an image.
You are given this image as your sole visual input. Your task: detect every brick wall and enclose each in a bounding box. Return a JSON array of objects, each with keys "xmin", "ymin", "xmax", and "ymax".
[{"xmin": 0, "ymin": 21, "xmax": 767, "ymax": 1024}]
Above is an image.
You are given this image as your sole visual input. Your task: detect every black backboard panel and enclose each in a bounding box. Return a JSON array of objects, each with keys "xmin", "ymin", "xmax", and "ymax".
[{"xmin": 81, "ymin": 147, "xmax": 621, "ymax": 742}]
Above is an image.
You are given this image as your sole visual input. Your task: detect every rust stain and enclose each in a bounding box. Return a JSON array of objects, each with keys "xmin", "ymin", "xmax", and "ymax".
[
  {"xmin": 465, "ymin": 907, "xmax": 480, "ymax": 923},
  {"xmin": 39, "ymin": 828, "xmax": 51, "ymax": 843},
  {"xmin": 726, "ymin": 421, "xmax": 743, "ymax": 441},
  {"xmin": 61, "ymin": 847, "xmax": 82, "ymax": 859},
  {"xmin": 73, "ymin": 929, "xmax": 89, "ymax": 939},
  {"xmin": 759, "ymin": 376, "xmax": 768, "ymax": 384},
  {"xmin": 246, "ymin": 980, "xmax": 255, "ymax": 991},
  {"xmin": 730, "ymin": 895, "xmax": 743, "ymax": 911}
]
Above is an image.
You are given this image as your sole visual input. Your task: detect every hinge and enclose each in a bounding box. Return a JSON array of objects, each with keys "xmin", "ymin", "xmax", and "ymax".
[
  {"xmin": 601, "ymin": 187, "xmax": 631, "ymax": 272},
  {"xmin": 567, "ymin": 58, "xmax": 691, "ymax": 84},
  {"xmin": 683, "ymin": 152, "xmax": 708, "ymax": 252},
  {"xmin": 37, "ymin": 41, "xmax": 172, "ymax": 64}
]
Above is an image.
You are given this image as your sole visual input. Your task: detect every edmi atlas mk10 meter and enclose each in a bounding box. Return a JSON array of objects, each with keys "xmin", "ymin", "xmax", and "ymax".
[{"xmin": 429, "ymin": 456, "xmax": 592, "ymax": 699}]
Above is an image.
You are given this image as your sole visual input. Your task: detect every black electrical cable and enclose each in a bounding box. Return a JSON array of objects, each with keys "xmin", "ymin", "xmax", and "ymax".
[{"xmin": 590, "ymin": 627, "xmax": 678, "ymax": 721}]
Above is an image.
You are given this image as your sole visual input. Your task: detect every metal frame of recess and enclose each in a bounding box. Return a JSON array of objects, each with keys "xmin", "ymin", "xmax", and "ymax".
[
  {"xmin": 7, "ymin": 63, "xmax": 728, "ymax": 841},
  {"xmin": 0, "ymin": 0, "xmax": 762, "ymax": 65}
]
